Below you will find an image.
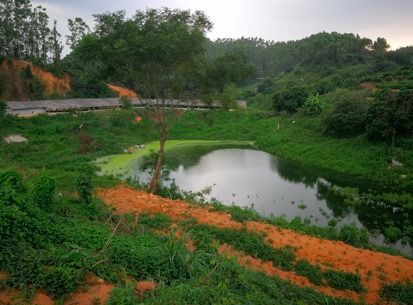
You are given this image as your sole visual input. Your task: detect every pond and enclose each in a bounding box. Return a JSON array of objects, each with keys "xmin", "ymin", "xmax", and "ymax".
[{"xmin": 98, "ymin": 144, "xmax": 412, "ymax": 256}]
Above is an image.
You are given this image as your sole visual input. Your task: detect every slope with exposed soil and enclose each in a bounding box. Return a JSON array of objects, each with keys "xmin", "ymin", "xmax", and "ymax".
[
  {"xmin": 98, "ymin": 185, "xmax": 413, "ymax": 305},
  {"xmin": 0, "ymin": 59, "xmax": 70, "ymax": 100}
]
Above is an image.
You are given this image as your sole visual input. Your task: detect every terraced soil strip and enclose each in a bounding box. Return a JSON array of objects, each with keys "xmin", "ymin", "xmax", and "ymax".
[
  {"xmin": 98, "ymin": 185, "xmax": 413, "ymax": 305},
  {"xmin": 218, "ymin": 244, "xmax": 359, "ymax": 303}
]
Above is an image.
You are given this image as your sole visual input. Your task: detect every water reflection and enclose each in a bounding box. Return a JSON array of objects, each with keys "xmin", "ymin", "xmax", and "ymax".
[{"xmin": 129, "ymin": 148, "xmax": 412, "ymax": 255}]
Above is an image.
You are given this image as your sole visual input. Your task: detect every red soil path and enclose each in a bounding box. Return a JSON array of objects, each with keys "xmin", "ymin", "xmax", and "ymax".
[{"xmin": 98, "ymin": 185, "xmax": 413, "ymax": 305}]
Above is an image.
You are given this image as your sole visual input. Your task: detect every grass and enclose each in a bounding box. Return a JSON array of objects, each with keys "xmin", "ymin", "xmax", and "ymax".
[
  {"xmin": 187, "ymin": 223, "xmax": 364, "ymax": 292},
  {"xmin": 96, "ymin": 139, "xmax": 252, "ymax": 176},
  {"xmin": 380, "ymin": 282, "xmax": 413, "ymax": 305}
]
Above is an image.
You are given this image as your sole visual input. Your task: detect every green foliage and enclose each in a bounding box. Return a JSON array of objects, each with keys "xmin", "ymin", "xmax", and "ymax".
[
  {"xmin": 76, "ymin": 172, "xmax": 92, "ymax": 204},
  {"xmin": 0, "ymin": 170, "xmax": 26, "ymax": 206},
  {"xmin": 322, "ymin": 90, "xmax": 370, "ymax": 137},
  {"xmin": 380, "ymin": 282, "xmax": 413, "ymax": 305},
  {"xmin": 32, "ymin": 174, "xmax": 55, "ymax": 208},
  {"xmin": 323, "ymin": 270, "xmax": 363, "ymax": 292},
  {"xmin": 139, "ymin": 213, "xmax": 170, "ymax": 230},
  {"xmin": 273, "ymin": 86, "xmax": 308, "ymax": 113},
  {"xmin": 120, "ymin": 96, "xmax": 132, "ymax": 110},
  {"xmin": 338, "ymin": 224, "xmax": 369, "ymax": 248},
  {"xmin": 295, "ymin": 260, "xmax": 323, "ymax": 285},
  {"xmin": 219, "ymin": 83, "xmax": 240, "ymax": 110},
  {"xmin": 106, "ymin": 285, "xmax": 137, "ymax": 305},
  {"xmin": 304, "ymin": 93, "xmax": 325, "ymax": 116},
  {"xmin": 40, "ymin": 265, "xmax": 83, "ymax": 298},
  {"xmin": 365, "ymin": 89, "xmax": 413, "ymax": 143},
  {"xmin": 257, "ymin": 79, "xmax": 275, "ymax": 94},
  {"xmin": 384, "ymin": 226, "xmax": 402, "ymax": 242}
]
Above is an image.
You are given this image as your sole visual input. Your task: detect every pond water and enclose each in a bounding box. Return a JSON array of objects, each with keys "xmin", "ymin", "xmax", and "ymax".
[{"xmin": 123, "ymin": 147, "xmax": 412, "ymax": 256}]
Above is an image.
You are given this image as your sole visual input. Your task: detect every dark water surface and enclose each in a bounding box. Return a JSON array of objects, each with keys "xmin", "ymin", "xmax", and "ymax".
[{"xmin": 130, "ymin": 148, "xmax": 412, "ymax": 256}]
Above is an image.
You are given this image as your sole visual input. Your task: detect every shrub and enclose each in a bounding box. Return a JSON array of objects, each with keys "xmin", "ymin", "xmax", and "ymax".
[
  {"xmin": 365, "ymin": 89, "xmax": 413, "ymax": 143},
  {"xmin": 0, "ymin": 171, "xmax": 26, "ymax": 206},
  {"xmin": 106, "ymin": 285, "xmax": 137, "ymax": 305},
  {"xmin": 40, "ymin": 265, "xmax": 83, "ymax": 298},
  {"xmin": 322, "ymin": 90, "xmax": 370, "ymax": 137},
  {"xmin": 338, "ymin": 224, "xmax": 369, "ymax": 247},
  {"xmin": 120, "ymin": 96, "xmax": 132, "ymax": 110},
  {"xmin": 220, "ymin": 83, "xmax": 240, "ymax": 110},
  {"xmin": 257, "ymin": 79, "xmax": 275, "ymax": 95},
  {"xmin": 384, "ymin": 226, "xmax": 402, "ymax": 242},
  {"xmin": 273, "ymin": 86, "xmax": 308, "ymax": 113},
  {"xmin": 76, "ymin": 172, "xmax": 92, "ymax": 204},
  {"xmin": 303, "ymin": 93, "xmax": 324, "ymax": 116},
  {"xmin": 32, "ymin": 174, "xmax": 55, "ymax": 208}
]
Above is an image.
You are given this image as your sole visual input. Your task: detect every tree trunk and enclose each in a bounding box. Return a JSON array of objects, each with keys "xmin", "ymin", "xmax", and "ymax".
[{"xmin": 147, "ymin": 127, "xmax": 167, "ymax": 194}]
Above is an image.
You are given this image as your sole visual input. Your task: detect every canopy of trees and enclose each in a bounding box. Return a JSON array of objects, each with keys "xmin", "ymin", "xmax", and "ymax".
[{"xmin": 0, "ymin": 0, "xmax": 63, "ymax": 64}]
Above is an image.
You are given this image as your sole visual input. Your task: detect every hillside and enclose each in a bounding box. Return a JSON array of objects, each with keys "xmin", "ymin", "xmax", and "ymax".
[{"xmin": 0, "ymin": 59, "xmax": 71, "ymax": 101}]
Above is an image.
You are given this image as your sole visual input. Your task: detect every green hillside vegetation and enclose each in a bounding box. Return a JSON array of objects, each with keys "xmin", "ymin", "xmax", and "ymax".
[{"xmin": 1, "ymin": 2, "xmax": 413, "ymax": 304}]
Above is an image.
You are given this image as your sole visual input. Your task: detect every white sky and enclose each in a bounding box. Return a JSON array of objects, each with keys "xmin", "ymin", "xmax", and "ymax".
[{"xmin": 33, "ymin": 0, "xmax": 413, "ymax": 53}]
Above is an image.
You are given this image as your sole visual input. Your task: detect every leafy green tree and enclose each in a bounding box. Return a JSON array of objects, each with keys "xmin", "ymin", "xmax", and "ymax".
[
  {"xmin": 219, "ymin": 83, "xmax": 240, "ymax": 110},
  {"xmin": 373, "ymin": 37, "xmax": 390, "ymax": 55},
  {"xmin": 273, "ymin": 86, "xmax": 308, "ymax": 113},
  {"xmin": 322, "ymin": 90, "xmax": 370, "ymax": 137},
  {"xmin": 365, "ymin": 89, "xmax": 413, "ymax": 143}
]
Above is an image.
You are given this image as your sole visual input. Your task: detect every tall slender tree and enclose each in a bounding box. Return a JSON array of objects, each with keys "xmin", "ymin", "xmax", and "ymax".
[{"xmin": 66, "ymin": 17, "xmax": 90, "ymax": 50}]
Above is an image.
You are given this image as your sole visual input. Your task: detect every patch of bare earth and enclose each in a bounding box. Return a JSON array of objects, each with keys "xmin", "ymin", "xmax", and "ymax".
[{"xmin": 98, "ymin": 185, "xmax": 413, "ymax": 305}]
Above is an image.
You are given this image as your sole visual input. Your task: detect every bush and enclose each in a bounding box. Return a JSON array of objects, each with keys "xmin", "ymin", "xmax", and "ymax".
[
  {"xmin": 273, "ymin": 86, "xmax": 308, "ymax": 113},
  {"xmin": 76, "ymin": 172, "xmax": 92, "ymax": 204},
  {"xmin": 106, "ymin": 285, "xmax": 137, "ymax": 305},
  {"xmin": 40, "ymin": 265, "xmax": 83, "ymax": 298},
  {"xmin": 338, "ymin": 224, "xmax": 369, "ymax": 247},
  {"xmin": 365, "ymin": 89, "xmax": 413, "ymax": 143},
  {"xmin": 0, "ymin": 171, "xmax": 26, "ymax": 206},
  {"xmin": 120, "ymin": 96, "xmax": 132, "ymax": 110},
  {"xmin": 384, "ymin": 226, "xmax": 402, "ymax": 242},
  {"xmin": 32, "ymin": 174, "xmax": 55, "ymax": 208},
  {"xmin": 322, "ymin": 90, "xmax": 370, "ymax": 137},
  {"xmin": 257, "ymin": 79, "xmax": 275, "ymax": 94},
  {"xmin": 303, "ymin": 93, "xmax": 324, "ymax": 116}
]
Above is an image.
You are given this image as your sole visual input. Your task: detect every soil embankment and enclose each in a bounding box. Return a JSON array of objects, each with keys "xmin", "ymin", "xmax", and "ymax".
[
  {"xmin": 0, "ymin": 59, "xmax": 70, "ymax": 100},
  {"xmin": 98, "ymin": 185, "xmax": 413, "ymax": 305}
]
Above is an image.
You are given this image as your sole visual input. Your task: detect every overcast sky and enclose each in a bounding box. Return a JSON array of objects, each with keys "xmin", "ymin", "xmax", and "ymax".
[{"xmin": 33, "ymin": 0, "xmax": 413, "ymax": 52}]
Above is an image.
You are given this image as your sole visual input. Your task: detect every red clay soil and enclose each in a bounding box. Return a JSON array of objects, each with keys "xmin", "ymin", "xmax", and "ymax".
[
  {"xmin": 98, "ymin": 185, "xmax": 413, "ymax": 305},
  {"xmin": 0, "ymin": 59, "xmax": 70, "ymax": 100},
  {"xmin": 218, "ymin": 244, "xmax": 359, "ymax": 302},
  {"xmin": 107, "ymin": 83, "xmax": 138, "ymax": 99},
  {"xmin": 136, "ymin": 281, "xmax": 157, "ymax": 297},
  {"xmin": 0, "ymin": 275, "xmax": 113, "ymax": 305}
]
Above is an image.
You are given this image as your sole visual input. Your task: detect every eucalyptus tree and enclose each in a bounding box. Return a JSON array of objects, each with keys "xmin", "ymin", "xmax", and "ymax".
[
  {"xmin": 66, "ymin": 17, "xmax": 90, "ymax": 50},
  {"xmin": 49, "ymin": 20, "xmax": 63, "ymax": 63}
]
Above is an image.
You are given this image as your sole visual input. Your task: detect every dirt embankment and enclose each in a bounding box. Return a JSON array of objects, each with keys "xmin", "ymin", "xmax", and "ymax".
[
  {"xmin": 0, "ymin": 59, "xmax": 70, "ymax": 100},
  {"xmin": 98, "ymin": 185, "xmax": 413, "ymax": 305},
  {"xmin": 107, "ymin": 83, "xmax": 138, "ymax": 99}
]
